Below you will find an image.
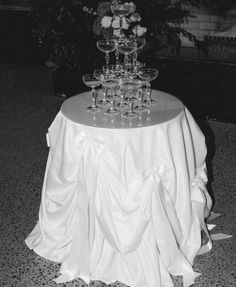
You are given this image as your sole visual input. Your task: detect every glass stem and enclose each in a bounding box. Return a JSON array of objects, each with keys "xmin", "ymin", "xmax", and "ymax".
[
  {"xmin": 138, "ymin": 111, "xmax": 142, "ymax": 126},
  {"xmin": 147, "ymin": 108, "xmax": 151, "ymax": 123},
  {"xmin": 110, "ymin": 89, "xmax": 116, "ymax": 111},
  {"xmin": 138, "ymin": 87, "xmax": 143, "ymax": 105},
  {"xmin": 119, "ymin": 91, "xmax": 126, "ymax": 109},
  {"xmin": 111, "ymin": 98, "xmax": 115, "ymax": 111},
  {"xmin": 133, "ymin": 50, "xmax": 138, "ymax": 75},
  {"xmin": 103, "ymin": 88, "xmax": 107, "ymax": 101},
  {"xmin": 105, "ymin": 53, "xmax": 110, "ymax": 73},
  {"xmin": 146, "ymin": 83, "xmax": 151, "ymax": 104},
  {"xmin": 121, "ymin": 90, "xmax": 125, "ymax": 103},
  {"xmin": 124, "ymin": 54, "xmax": 129, "ymax": 77},
  {"xmin": 91, "ymin": 88, "xmax": 97, "ymax": 107},
  {"xmin": 115, "ymin": 49, "xmax": 119, "ymax": 69},
  {"xmin": 129, "ymin": 99, "xmax": 134, "ymax": 113}
]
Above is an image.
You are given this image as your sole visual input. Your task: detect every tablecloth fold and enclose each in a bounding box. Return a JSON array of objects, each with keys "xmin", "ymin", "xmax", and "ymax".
[{"xmin": 25, "ymin": 108, "xmax": 214, "ymax": 287}]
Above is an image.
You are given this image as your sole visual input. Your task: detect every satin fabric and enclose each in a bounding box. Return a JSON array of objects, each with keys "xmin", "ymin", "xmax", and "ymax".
[{"xmin": 25, "ymin": 107, "xmax": 212, "ymax": 287}]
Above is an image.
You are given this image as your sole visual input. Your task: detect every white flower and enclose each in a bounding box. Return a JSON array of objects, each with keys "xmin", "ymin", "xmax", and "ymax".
[
  {"xmin": 112, "ymin": 18, "xmax": 120, "ymax": 29},
  {"xmin": 133, "ymin": 25, "xmax": 147, "ymax": 36},
  {"xmin": 122, "ymin": 18, "xmax": 129, "ymax": 30},
  {"xmin": 113, "ymin": 29, "xmax": 121, "ymax": 37},
  {"xmin": 101, "ymin": 16, "xmax": 112, "ymax": 28},
  {"xmin": 82, "ymin": 6, "xmax": 89, "ymax": 12},
  {"xmin": 113, "ymin": 16, "xmax": 120, "ymax": 21},
  {"xmin": 123, "ymin": 2, "xmax": 135, "ymax": 13},
  {"xmin": 129, "ymin": 2, "xmax": 136, "ymax": 13},
  {"xmin": 130, "ymin": 12, "xmax": 141, "ymax": 22}
]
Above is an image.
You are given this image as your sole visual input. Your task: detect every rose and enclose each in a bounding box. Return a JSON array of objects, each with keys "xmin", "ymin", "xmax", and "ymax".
[
  {"xmin": 101, "ymin": 16, "xmax": 112, "ymax": 28},
  {"xmin": 129, "ymin": 2, "xmax": 136, "ymax": 13},
  {"xmin": 124, "ymin": 2, "xmax": 136, "ymax": 13},
  {"xmin": 121, "ymin": 18, "xmax": 130, "ymax": 30},
  {"xmin": 113, "ymin": 29, "xmax": 121, "ymax": 37},
  {"xmin": 92, "ymin": 1, "xmax": 147, "ymax": 40},
  {"xmin": 130, "ymin": 12, "xmax": 141, "ymax": 22},
  {"xmin": 133, "ymin": 25, "xmax": 147, "ymax": 37},
  {"xmin": 111, "ymin": 18, "xmax": 120, "ymax": 29}
]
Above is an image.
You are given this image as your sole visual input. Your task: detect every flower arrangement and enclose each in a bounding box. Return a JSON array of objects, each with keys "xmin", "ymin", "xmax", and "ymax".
[
  {"xmin": 29, "ymin": 0, "xmax": 231, "ymax": 79},
  {"xmin": 91, "ymin": 1, "xmax": 147, "ymax": 39}
]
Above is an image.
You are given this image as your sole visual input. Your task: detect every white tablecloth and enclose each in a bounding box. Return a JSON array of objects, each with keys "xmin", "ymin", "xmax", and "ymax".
[{"xmin": 25, "ymin": 90, "xmax": 213, "ymax": 287}]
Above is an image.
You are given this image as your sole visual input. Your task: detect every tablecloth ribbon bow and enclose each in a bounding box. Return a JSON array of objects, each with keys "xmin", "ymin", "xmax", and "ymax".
[
  {"xmin": 145, "ymin": 167, "xmax": 201, "ymax": 287},
  {"xmin": 191, "ymin": 167, "xmax": 232, "ymax": 256}
]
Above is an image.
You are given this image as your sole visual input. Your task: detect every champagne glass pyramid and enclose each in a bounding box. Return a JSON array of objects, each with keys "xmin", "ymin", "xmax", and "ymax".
[{"xmin": 97, "ymin": 39, "xmax": 116, "ymax": 73}]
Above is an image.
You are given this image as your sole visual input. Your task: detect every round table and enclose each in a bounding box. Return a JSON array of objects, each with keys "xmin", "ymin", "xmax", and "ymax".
[
  {"xmin": 25, "ymin": 90, "xmax": 213, "ymax": 287},
  {"xmin": 61, "ymin": 89, "xmax": 184, "ymax": 128}
]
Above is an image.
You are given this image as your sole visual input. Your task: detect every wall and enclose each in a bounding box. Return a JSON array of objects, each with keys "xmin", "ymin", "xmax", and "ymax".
[{"xmin": 180, "ymin": 5, "xmax": 236, "ymax": 46}]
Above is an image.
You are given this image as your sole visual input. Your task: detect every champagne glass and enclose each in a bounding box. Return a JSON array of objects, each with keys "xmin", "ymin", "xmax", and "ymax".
[
  {"xmin": 118, "ymin": 40, "xmax": 137, "ymax": 77},
  {"xmin": 94, "ymin": 69, "xmax": 110, "ymax": 106},
  {"xmin": 102, "ymin": 64, "xmax": 124, "ymax": 81},
  {"xmin": 129, "ymin": 37, "xmax": 146, "ymax": 75},
  {"xmin": 116, "ymin": 78, "xmax": 129, "ymax": 110},
  {"xmin": 110, "ymin": 36, "xmax": 122, "ymax": 71},
  {"xmin": 110, "ymin": 0, "xmax": 132, "ymax": 68},
  {"xmin": 134, "ymin": 79, "xmax": 148, "ymax": 111},
  {"xmin": 103, "ymin": 78, "xmax": 120, "ymax": 115},
  {"xmin": 120, "ymin": 78, "xmax": 140, "ymax": 118},
  {"xmin": 114, "ymin": 38, "xmax": 121, "ymax": 71},
  {"xmin": 97, "ymin": 39, "xmax": 116, "ymax": 73},
  {"xmin": 110, "ymin": 2, "xmax": 133, "ymax": 54},
  {"xmin": 102, "ymin": 64, "xmax": 116, "ymax": 78},
  {"xmin": 82, "ymin": 74, "xmax": 101, "ymax": 112},
  {"xmin": 111, "ymin": 1, "xmax": 132, "ymax": 18},
  {"xmin": 134, "ymin": 37, "xmax": 146, "ymax": 50},
  {"xmin": 139, "ymin": 68, "xmax": 159, "ymax": 105}
]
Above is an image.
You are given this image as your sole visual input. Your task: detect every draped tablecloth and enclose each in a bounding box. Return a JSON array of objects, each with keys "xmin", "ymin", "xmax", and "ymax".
[{"xmin": 25, "ymin": 90, "xmax": 213, "ymax": 287}]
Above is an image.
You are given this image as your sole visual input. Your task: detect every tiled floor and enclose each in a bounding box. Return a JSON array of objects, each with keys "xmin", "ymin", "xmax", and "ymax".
[{"xmin": 0, "ymin": 63, "xmax": 235, "ymax": 286}]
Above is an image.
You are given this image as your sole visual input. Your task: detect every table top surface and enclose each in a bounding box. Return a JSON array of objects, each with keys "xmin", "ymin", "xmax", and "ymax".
[{"xmin": 61, "ymin": 89, "xmax": 184, "ymax": 129}]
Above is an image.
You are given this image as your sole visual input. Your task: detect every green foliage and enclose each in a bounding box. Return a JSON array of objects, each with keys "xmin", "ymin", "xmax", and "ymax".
[
  {"xmin": 27, "ymin": 0, "xmax": 236, "ymax": 69},
  {"xmin": 29, "ymin": 0, "xmax": 97, "ymax": 70}
]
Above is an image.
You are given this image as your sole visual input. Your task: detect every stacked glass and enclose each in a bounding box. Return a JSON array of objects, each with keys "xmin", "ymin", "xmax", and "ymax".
[
  {"xmin": 82, "ymin": 2, "xmax": 159, "ymax": 120},
  {"xmin": 83, "ymin": 66, "xmax": 158, "ymax": 120}
]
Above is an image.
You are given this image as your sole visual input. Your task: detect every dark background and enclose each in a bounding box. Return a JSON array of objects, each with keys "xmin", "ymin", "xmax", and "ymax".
[{"xmin": 0, "ymin": 7, "xmax": 236, "ymax": 124}]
